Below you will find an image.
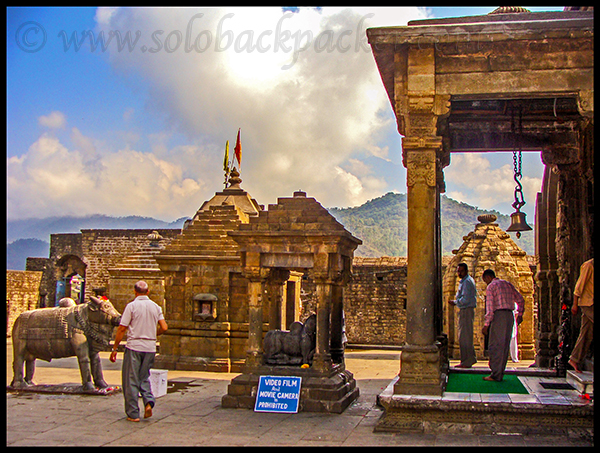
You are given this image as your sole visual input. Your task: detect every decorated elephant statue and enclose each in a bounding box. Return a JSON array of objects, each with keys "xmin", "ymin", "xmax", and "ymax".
[
  {"xmin": 10, "ymin": 296, "xmax": 121, "ymax": 391},
  {"xmin": 263, "ymin": 314, "xmax": 316, "ymax": 366}
]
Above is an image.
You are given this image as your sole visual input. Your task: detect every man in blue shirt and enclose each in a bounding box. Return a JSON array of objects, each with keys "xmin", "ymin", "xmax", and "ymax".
[{"xmin": 449, "ymin": 263, "xmax": 478, "ymax": 368}]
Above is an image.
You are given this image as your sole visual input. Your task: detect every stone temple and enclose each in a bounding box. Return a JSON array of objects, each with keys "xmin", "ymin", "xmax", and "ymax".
[{"xmin": 149, "ymin": 167, "xmax": 363, "ymax": 412}]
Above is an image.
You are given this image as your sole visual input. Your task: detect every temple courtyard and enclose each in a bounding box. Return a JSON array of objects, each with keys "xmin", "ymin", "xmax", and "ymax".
[{"xmin": 6, "ymin": 340, "xmax": 593, "ymax": 446}]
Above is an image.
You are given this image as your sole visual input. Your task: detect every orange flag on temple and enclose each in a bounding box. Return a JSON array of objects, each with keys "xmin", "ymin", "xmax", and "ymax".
[{"xmin": 234, "ymin": 128, "xmax": 242, "ymax": 168}]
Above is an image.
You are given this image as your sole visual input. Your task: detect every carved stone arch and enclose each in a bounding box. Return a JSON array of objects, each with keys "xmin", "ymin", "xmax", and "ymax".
[
  {"xmin": 55, "ymin": 255, "xmax": 87, "ymax": 304},
  {"xmin": 56, "ymin": 254, "xmax": 86, "ymax": 280}
]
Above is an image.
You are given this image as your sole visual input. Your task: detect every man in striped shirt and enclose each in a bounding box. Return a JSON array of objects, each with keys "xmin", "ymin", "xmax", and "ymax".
[{"xmin": 481, "ymin": 269, "xmax": 525, "ymax": 382}]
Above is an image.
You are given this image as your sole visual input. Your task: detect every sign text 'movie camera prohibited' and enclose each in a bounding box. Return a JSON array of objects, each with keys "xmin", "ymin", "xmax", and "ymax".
[{"xmin": 254, "ymin": 376, "xmax": 302, "ymax": 413}]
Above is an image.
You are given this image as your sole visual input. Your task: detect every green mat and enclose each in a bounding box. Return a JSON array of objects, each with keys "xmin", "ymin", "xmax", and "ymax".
[{"xmin": 445, "ymin": 372, "xmax": 529, "ymax": 394}]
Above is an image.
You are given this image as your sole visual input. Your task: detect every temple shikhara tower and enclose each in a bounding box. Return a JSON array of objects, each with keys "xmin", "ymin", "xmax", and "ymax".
[{"xmin": 154, "ymin": 169, "xmax": 263, "ymax": 372}]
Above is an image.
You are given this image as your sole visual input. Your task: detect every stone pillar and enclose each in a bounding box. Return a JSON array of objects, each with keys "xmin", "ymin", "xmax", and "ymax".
[
  {"xmin": 330, "ymin": 281, "xmax": 344, "ymax": 364},
  {"xmin": 542, "ymin": 130, "xmax": 592, "ymax": 375},
  {"xmin": 555, "ymin": 162, "xmax": 586, "ymax": 375},
  {"xmin": 390, "ymin": 44, "xmax": 449, "ymax": 396},
  {"xmin": 267, "ymin": 269, "xmax": 290, "ymax": 331},
  {"xmin": 405, "ymin": 144, "xmax": 438, "ymax": 346},
  {"xmin": 394, "ymin": 137, "xmax": 446, "ymax": 395},
  {"xmin": 245, "ymin": 276, "xmax": 265, "ymax": 372},
  {"xmin": 312, "ymin": 275, "xmax": 333, "ymax": 373},
  {"xmin": 534, "ymin": 166, "xmax": 560, "ymax": 368}
]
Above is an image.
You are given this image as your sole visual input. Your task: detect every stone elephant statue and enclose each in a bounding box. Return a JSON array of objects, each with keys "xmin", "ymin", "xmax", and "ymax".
[
  {"xmin": 11, "ymin": 296, "xmax": 121, "ymax": 391},
  {"xmin": 263, "ymin": 314, "xmax": 316, "ymax": 366}
]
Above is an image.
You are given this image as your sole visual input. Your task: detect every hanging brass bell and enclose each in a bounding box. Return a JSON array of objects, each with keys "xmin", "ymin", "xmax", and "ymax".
[{"xmin": 506, "ymin": 210, "xmax": 532, "ymax": 238}]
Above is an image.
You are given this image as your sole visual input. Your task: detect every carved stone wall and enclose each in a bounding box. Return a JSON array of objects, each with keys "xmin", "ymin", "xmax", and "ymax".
[{"xmin": 155, "ymin": 204, "xmax": 251, "ymax": 372}]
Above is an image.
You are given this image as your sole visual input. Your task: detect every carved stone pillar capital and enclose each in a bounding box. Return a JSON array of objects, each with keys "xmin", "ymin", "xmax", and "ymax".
[
  {"xmin": 402, "ymin": 135, "xmax": 443, "ymax": 152},
  {"xmin": 403, "ymin": 95, "xmax": 450, "ymax": 138},
  {"xmin": 403, "ymin": 148, "xmax": 438, "ymax": 188},
  {"xmin": 541, "ymin": 142, "xmax": 581, "ymax": 168},
  {"xmin": 577, "ymin": 90, "xmax": 594, "ymax": 119}
]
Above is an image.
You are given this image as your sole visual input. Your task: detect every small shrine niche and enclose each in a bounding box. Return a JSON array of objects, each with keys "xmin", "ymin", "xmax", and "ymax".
[{"xmin": 193, "ymin": 293, "xmax": 217, "ymax": 321}]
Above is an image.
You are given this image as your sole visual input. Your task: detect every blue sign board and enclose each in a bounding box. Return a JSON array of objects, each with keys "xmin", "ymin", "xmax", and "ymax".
[{"xmin": 254, "ymin": 375, "xmax": 302, "ymax": 413}]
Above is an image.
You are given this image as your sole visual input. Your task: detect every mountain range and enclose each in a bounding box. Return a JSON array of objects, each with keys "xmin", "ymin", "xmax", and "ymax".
[
  {"xmin": 330, "ymin": 193, "xmax": 533, "ymax": 257},
  {"xmin": 6, "ymin": 193, "xmax": 534, "ymax": 270}
]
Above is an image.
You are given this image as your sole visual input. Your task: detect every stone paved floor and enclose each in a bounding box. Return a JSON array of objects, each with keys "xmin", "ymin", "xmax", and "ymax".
[{"xmin": 6, "ymin": 342, "xmax": 594, "ymax": 446}]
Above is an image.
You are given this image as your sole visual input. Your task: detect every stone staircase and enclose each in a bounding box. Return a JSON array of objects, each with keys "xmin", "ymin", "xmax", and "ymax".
[
  {"xmin": 567, "ymin": 357, "xmax": 594, "ymax": 397},
  {"xmin": 567, "ymin": 370, "xmax": 594, "ymax": 396}
]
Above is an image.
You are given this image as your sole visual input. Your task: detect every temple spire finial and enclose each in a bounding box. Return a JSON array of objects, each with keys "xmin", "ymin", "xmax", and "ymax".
[
  {"xmin": 488, "ymin": 6, "xmax": 531, "ymax": 15},
  {"xmin": 227, "ymin": 167, "xmax": 242, "ymax": 189}
]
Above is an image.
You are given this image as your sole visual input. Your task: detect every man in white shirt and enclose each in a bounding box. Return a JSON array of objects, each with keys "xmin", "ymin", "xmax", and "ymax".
[{"xmin": 110, "ymin": 281, "xmax": 168, "ymax": 422}]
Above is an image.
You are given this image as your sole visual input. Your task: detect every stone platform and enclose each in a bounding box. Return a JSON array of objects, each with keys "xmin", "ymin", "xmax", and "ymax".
[
  {"xmin": 6, "ymin": 344, "xmax": 594, "ymax": 446},
  {"xmin": 6, "ymin": 383, "xmax": 121, "ymax": 396},
  {"xmin": 376, "ymin": 370, "xmax": 594, "ymax": 434},
  {"xmin": 222, "ymin": 363, "xmax": 359, "ymax": 414}
]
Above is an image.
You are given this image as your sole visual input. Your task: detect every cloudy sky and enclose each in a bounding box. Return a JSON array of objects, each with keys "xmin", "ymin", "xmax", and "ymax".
[{"xmin": 7, "ymin": 7, "xmax": 563, "ymax": 224}]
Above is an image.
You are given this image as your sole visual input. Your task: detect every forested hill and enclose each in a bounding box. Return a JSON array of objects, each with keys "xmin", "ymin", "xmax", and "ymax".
[
  {"xmin": 6, "ymin": 193, "xmax": 534, "ymax": 270},
  {"xmin": 328, "ymin": 192, "xmax": 534, "ymax": 256}
]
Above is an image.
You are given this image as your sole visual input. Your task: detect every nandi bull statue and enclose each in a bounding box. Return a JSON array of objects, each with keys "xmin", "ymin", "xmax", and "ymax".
[
  {"xmin": 263, "ymin": 313, "xmax": 316, "ymax": 366},
  {"xmin": 10, "ymin": 296, "xmax": 121, "ymax": 391}
]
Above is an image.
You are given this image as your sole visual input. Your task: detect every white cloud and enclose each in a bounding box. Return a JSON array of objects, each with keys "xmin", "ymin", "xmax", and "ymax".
[
  {"xmin": 444, "ymin": 153, "xmax": 542, "ymax": 218},
  {"xmin": 92, "ymin": 6, "xmax": 428, "ymax": 209},
  {"xmin": 9, "ymin": 7, "xmax": 444, "ymax": 220},
  {"xmin": 38, "ymin": 111, "xmax": 67, "ymax": 129},
  {"xmin": 6, "ymin": 132, "xmax": 214, "ymax": 221}
]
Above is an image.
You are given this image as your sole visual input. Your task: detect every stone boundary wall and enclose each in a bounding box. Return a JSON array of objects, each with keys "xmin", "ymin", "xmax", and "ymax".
[
  {"xmin": 300, "ymin": 256, "xmax": 453, "ymax": 346},
  {"xmin": 80, "ymin": 229, "xmax": 181, "ymax": 301},
  {"xmin": 6, "ymin": 270, "xmax": 43, "ymax": 337},
  {"xmin": 345, "ymin": 257, "xmax": 408, "ymax": 345},
  {"xmin": 28, "ymin": 229, "xmax": 182, "ymax": 306},
  {"xmin": 17, "ymin": 223, "xmax": 538, "ymax": 348},
  {"xmin": 25, "ymin": 257, "xmax": 54, "ymax": 308}
]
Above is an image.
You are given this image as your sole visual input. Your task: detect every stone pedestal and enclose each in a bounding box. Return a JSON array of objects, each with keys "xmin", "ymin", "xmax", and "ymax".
[
  {"xmin": 222, "ymin": 363, "xmax": 358, "ymax": 414},
  {"xmin": 394, "ymin": 341, "xmax": 447, "ymax": 396}
]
